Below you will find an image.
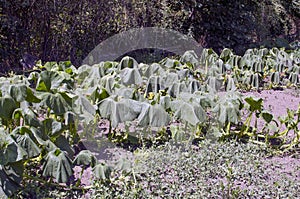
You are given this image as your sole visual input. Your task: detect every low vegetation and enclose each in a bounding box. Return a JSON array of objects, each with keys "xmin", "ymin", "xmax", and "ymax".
[{"xmin": 0, "ymin": 46, "xmax": 299, "ymax": 198}]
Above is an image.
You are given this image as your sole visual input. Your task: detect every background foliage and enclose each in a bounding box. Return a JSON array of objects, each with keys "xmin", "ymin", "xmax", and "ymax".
[{"xmin": 0, "ymin": 0, "xmax": 300, "ymax": 72}]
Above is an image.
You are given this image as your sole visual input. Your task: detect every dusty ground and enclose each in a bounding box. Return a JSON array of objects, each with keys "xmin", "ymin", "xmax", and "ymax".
[{"xmin": 76, "ymin": 88, "xmax": 300, "ymax": 187}]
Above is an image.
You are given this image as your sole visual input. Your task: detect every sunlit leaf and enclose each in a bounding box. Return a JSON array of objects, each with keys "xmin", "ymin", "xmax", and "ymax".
[{"xmin": 42, "ymin": 148, "xmax": 73, "ymax": 183}]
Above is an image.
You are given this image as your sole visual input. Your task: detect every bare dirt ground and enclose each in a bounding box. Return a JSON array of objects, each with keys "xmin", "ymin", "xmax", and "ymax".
[
  {"xmin": 76, "ymin": 88, "xmax": 300, "ymax": 187},
  {"xmin": 242, "ymin": 89, "xmax": 300, "ymax": 183}
]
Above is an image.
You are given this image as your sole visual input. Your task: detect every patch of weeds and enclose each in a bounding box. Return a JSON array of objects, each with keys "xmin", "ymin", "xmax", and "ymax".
[{"xmin": 89, "ymin": 141, "xmax": 300, "ymax": 198}]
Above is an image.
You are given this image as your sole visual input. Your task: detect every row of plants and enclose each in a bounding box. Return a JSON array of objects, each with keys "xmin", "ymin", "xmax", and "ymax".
[{"xmin": 0, "ymin": 47, "xmax": 299, "ymax": 197}]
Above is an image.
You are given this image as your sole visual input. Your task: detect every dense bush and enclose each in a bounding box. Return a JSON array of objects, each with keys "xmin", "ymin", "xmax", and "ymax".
[{"xmin": 0, "ymin": 0, "xmax": 299, "ymax": 72}]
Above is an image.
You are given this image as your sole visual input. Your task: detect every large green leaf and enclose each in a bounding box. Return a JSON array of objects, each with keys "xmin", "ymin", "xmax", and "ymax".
[
  {"xmin": 206, "ymin": 76, "xmax": 222, "ymax": 91},
  {"xmin": 118, "ymin": 56, "xmax": 138, "ymax": 70},
  {"xmin": 146, "ymin": 75, "xmax": 165, "ymax": 95},
  {"xmin": 99, "ymin": 74, "xmax": 116, "ymax": 94},
  {"xmin": 93, "ymin": 163, "xmax": 112, "ymax": 180},
  {"xmin": 137, "ymin": 103, "xmax": 170, "ymax": 127},
  {"xmin": 0, "ymin": 129, "xmax": 27, "ymax": 165},
  {"xmin": 54, "ymin": 135, "xmax": 74, "ymax": 157},
  {"xmin": 73, "ymin": 94, "xmax": 97, "ymax": 122},
  {"xmin": 11, "ymin": 126, "xmax": 41, "ymax": 159},
  {"xmin": 42, "ymin": 118, "xmax": 63, "ymax": 138},
  {"xmin": 13, "ymin": 108, "xmax": 41, "ymax": 127},
  {"xmin": 0, "ymin": 95, "xmax": 18, "ymax": 120},
  {"xmin": 245, "ymin": 97, "xmax": 263, "ymax": 112},
  {"xmin": 40, "ymin": 92, "xmax": 72, "ymax": 115},
  {"xmin": 98, "ymin": 97, "xmax": 142, "ymax": 127},
  {"xmin": 214, "ymin": 101, "xmax": 240, "ymax": 125},
  {"xmin": 9, "ymin": 84, "xmax": 40, "ymax": 103},
  {"xmin": 163, "ymin": 72, "xmax": 179, "ymax": 88},
  {"xmin": 168, "ymin": 82, "xmax": 188, "ymax": 98},
  {"xmin": 171, "ymin": 100, "xmax": 206, "ymax": 126},
  {"xmin": 9, "ymin": 84, "xmax": 27, "ymax": 102},
  {"xmin": 188, "ymin": 80, "xmax": 202, "ymax": 94},
  {"xmin": 180, "ymin": 50, "xmax": 199, "ymax": 68},
  {"xmin": 73, "ymin": 150, "xmax": 97, "ymax": 167},
  {"xmin": 42, "ymin": 148, "xmax": 73, "ymax": 183},
  {"xmin": 214, "ymin": 93, "xmax": 243, "ymax": 124},
  {"xmin": 0, "ymin": 162, "xmax": 24, "ymax": 198},
  {"xmin": 160, "ymin": 57, "xmax": 181, "ymax": 69},
  {"xmin": 142, "ymin": 63, "xmax": 164, "ymax": 78},
  {"xmin": 220, "ymin": 48, "xmax": 233, "ymax": 62},
  {"xmin": 36, "ymin": 70, "xmax": 65, "ymax": 92},
  {"xmin": 120, "ymin": 68, "xmax": 143, "ymax": 86}
]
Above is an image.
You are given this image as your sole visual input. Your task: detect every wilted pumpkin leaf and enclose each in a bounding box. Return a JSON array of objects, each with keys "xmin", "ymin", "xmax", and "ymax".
[
  {"xmin": 42, "ymin": 148, "xmax": 73, "ymax": 183},
  {"xmin": 11, "ymin": 126, "xmax": 41, "ymax": 159},
  {"xmin": 0, "ymin": 95, "xmax": 18, "ymax": 120},
  {"xmin": 137, "ymin": 103, "xmax": 170, "ymax": 127},
  {"xmin": 0, "ymin": 129, "xmax": 27, "ymax": 165},
  {"xmin": 120, "ymin": 68, "xmax": 143, "ymax": 86},
  {"xmin": 172, "ymin": 101, "xmax": 206, "ymax": 126},
  {"xmin": 118, "ymin": 56, "xmax": 138, "ymax": 70},
  {"xmin": 99, "ymin": 97, "xmax": 142, "ymax": 127},
  {"xmin": 40, "ymin": 92, "xmax": 72, "ymax": 115},
  {"xmin": 0, "ymin": 161, "xmax": 24, "ymax": 198},
  {"xmin": 36, "ymin": 71, "xmax": 65, "ymax": 92},
  {"xmin": 73, "ymin": 150, "xmax": 97, "ymax": 167},
  {"xmin": 93, "ymin": 163, "xmax": 112, "ymax": 180},
  {"xmin": 42, "ymin": 118, "xmax": 63, "ymax": 138}
]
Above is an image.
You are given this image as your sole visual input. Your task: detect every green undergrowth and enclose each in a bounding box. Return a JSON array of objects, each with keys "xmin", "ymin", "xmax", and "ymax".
[
  {"xmin": 126, "ymin": 141, "xmax": 299, "ymax": 199},
  {"xmin": 15, "ymin": 141, "xmax": 300, "ymax": 199}
]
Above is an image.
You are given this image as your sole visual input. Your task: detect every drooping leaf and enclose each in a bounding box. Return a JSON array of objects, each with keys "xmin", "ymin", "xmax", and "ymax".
[
  {"xmin": 42, "ymin": 118, "xmax": 63, "ymax": 138},
  {"xmin": 120, "ymin": 68, "xmax": 143, "ymax": 86},
  {"xmin": 0, "ymin": 95, "xmax": 18, "ymax": 120},
  {"xmin": 93, "ymin": 163, "xmax": 112, "ymax": 180},
  {"xmin": 36, "ymin": 70, "xmax": 65, "ymax": 92},
  {"xmin": 11, "ymin": 127, "xmax": 41, "ymax": 159},
  {"xmin": 99, "ymin": 74, "xmax": 116, "ymax": 94},
  {"xmin": 118, "ymin": 56, "xmax": 138, "ymax": 70},
  {"xmin": 137, "ymin": 103, "xmax": 170, "ymax": 127},
  {"xmin": 73, "ymin": 150, "xmax": 97, "ymax": 167},
  {"xmin": 9, "ymin": 84, "xmax": 27, "ymax": 102},
  {"xmin": 160, "ymin": 57, "xmax": 181, "ymax": 69},
  {"xmin": 73, "ymin": 94, "xmax": 97, "ymax": 123},
  {"xmin": 54, "ymin": 135, "xmax": 74, "ymax": 157},
  {"xmin": 214, "ymin": 102, "xmax": 240, "ymax": 125},
  {"xmin": 0, "ymin": 162, "xmax": 24, "ymax": 198},
  {"xmin": 146, "ymin": 75, "xmax": 165, "ymax": 95},
  {"xmin": 42, "ymin": 148, "xmax": 73, "ymax": 183},
  {"xmin": 171, "ymin": 100, "xmax": 206, "ymax": 126},
  {"xmin": 180, "ymin": 50, "xmax": 199, "ymax": 68},
  {"xmin": 168, "ymin": 82, "xmax": 188, "ymax": 98},
  {"xmin": 188, "ymin": 80, "xmax": 201, "ymax": 94},
  {"xmin": 0, "ymin": 129, "xmax": 27, "ymax": 165},
  {"xmin": 206, "ymin": 76, "xmax": 223, "ymax": 92},
  {"xmin": 40, "ymin": 92, "xmax": 72, "ymax": 115},
  {"xmin": 9, "ymin": 84, "xmax": 40, "ymax": 103},
  {"xmin": 98, "ymin": 97, "xmax": 142, "ymax": 127},
  {"xmin": 220, "ymin": 48, "xmax": 233, "ymax": 62},
  {"xmin": 142, "ymin": 63, "xmax": 165, "ymax": 77},
  {"xmin": 13, "ymin": 108, "xmax": 41, "ymax": 127}
]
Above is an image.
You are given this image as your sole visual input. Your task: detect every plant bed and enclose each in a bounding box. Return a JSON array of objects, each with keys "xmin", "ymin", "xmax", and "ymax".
[{"xmin": 0, "ymin": 47, "xmax": 299, "ymax": 198}]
